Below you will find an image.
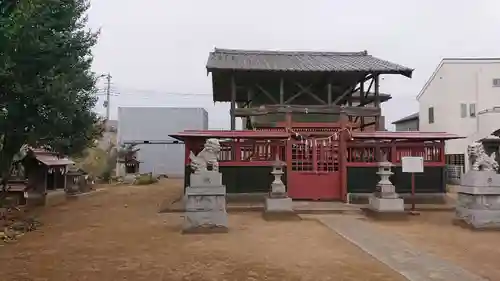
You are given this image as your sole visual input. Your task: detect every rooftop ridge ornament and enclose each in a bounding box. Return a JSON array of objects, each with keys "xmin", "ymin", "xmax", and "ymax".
[{"xmin": 189, "ymin": 138, "xmax": 221, "ymax": 174}]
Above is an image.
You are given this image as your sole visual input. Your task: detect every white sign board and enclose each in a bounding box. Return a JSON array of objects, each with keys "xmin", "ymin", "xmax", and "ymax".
[{"xmin": 402, "ymin": 156, "xmax": 424, "ymax": 173}]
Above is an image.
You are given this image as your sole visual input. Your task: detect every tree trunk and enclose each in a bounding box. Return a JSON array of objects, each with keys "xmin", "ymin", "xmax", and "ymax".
[{"xmin": 0, "ymin": 134, "xmax": 22, "ymax": 199}]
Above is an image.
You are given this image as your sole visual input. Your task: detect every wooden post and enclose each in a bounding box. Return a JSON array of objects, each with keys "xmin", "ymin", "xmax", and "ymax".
[
  {"xmin": 245, "ymin": 87, "xmax": 254, "ymax": 129},
  {"xmin": 339, "ymin": 113, "xmax": 348, "ymax": 202},
  {"xmin": 285, "ymin": 111, "xmax": 293, "ymax": 194},
  {"xmin": 184, "ymin": 139, "xmax": 191, "ymax": 167},
  {"xmin": 390, "ymin": 140, "xmax": 397, "ymax": 163},
  {"xmin": 279, "ymin": 78, "xmax": 284, "ymax": 104},
  {"xmin": 359, "ymin": 79, "xmax": 365, "ymax": 131},
  {"xmin": 327, "ymin": 82, "xmax": 332, "ymax": 105},
  {"xmin": 411, "ymin": 172, "xmax": 416, "ymax": 212},
  {"xmin": 374, "ymin": 74, "xmax": 381, "ymax": 131},
  {"xmin": 234, "ymin": 138, "xmax": 241, "ymax": 161},
  {"xmin": 63, "ymin": 168, "xmax": 67, "ymax": 192},
  {"xmin": 230, "ymin": 75, "xmax": 236, "ymax": 130},
  {"xmin": 440, "ymin": 140, "xmax": 446, "ymax": 164}
]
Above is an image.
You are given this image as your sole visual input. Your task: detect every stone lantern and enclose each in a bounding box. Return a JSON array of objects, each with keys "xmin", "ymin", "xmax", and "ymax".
[
  {"xmin": 270, "ymin": 159, "xmax": 286, "ymax": 197},
  {"xmin": 264, "ymin": 157, "xmax": 293, "ymax": 218},
  {"xmin": 368, "ymin": 161, "xmax": 404, "ymax": 213},
  {"xmin": 375, "ymin": 161, "xmax": 398, "ymax": 199}
]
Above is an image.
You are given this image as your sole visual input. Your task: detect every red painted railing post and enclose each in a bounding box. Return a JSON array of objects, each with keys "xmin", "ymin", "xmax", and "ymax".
[
  {"xmin": 339, "ymin": 113, "xmax": 348, "ymax": 202},
  {"xmin": 184, "ymin": 139, "xmax": 191, "ymax": 167},
  {"xmin": 390, "ymin": 140, "xmax": 397, "ymax": 163},
  {"xmin": 440, "ymin": 140, "xmax": 446, "ymax": 164},
  {"xmin": 234, "ymin": 138, "xmax": 241, "ymax": 161}
]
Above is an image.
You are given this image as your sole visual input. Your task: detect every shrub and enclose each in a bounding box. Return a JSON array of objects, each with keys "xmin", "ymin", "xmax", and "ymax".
[{"xmin": 134, "ymin": 173, "xmax": 158, "ymax": 185}]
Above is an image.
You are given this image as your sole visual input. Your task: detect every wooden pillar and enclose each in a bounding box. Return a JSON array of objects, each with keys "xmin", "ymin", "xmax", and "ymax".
[
  {"xmin": 327, "ymin": 82, "xmax": 332, "ymax": 105},
  {"xmin": 184, "ymin": 139, "xmax": 191, "ymax": 166},
  {"xmin": 63, "ymin": 167, "xmax": 67, "ymax": 191},
  {"xmin": 279, "ymin": 78, "xmax": 284, "ymax": 104},
  {"xmin": 440, "ymin": 140, "xmax": 446, "ymax": 164},
  {"xmin": 374, "ymin": 74, "xmax": 381, "ymax": 131},
  {"xmin": 285, "ymin": 111, "xmax": 293, "ymax": 194},
  {"xmin": 285, "ymin": 111, "xmax": 292, "ymax": 129},
  {"xmin": 245, "ymin": 87, "xmax": 254, "ymax": 129},
  {"xmin": 347, "ymin": 81, "xmax": 354, "ymax": 107},
  {"xmin": 230, "ymin": 75, "xmax": 236, "ymax": 130},
  {"xmin": 390, "ymin": 140, "xmax": 397, "ymax": 163},
  {"xmin": 52, "ymin": 168, "xmax": 57, "ymax": 190},
  {"xmin": 339, "ymin": 113, "xmax": 348, "ymax": 202},
  {"xmin": 234, "ymin": 138, "xmax": 241, "ymax": 161},
  {"xmin": 359, "ymin": 80, "xmax": 365, "ymax": 131}
]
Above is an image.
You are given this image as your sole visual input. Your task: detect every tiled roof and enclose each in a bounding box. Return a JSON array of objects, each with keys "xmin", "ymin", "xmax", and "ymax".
[
  {"xmin": 36, "ymin": 154, "xmax": 74, "ymax": 166},
  {"xmin": 207, "ymin": 48, "xmax": 413, "ymax": 77},
  {"xmin": 392, "ymin": 112, "xmax": 419, "ymax": 124}
]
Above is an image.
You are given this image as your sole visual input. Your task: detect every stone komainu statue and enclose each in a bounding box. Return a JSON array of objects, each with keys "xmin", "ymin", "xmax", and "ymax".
[
  {"xmin": 189, "ymin": 138, "xmax": 221, "ymax": 173},
  {"xmin": 467, "ymin": 142, "xmax": 499, "ymax": 172}
]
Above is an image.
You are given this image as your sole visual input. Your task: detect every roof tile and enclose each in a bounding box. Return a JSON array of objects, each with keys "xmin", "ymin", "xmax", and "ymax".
[{"xmin": 207, "ymin": 48, "xmax": 413, "ymax": 77}]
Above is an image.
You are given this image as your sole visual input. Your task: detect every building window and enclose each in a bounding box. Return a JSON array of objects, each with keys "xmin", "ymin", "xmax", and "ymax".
[
  {"xmin": 428, "ymin": 107, "xmax": 434, "ymax": 124},
  {"xmin": 460, "ymin": 103, "xmax": 467, "ymax": 118},
  {"xmin": 469, "ymin": 103, "xmax": 476, "ymax": 117},
  {"xmin": 493, "ymin": 78, "xmax": 500, "ymax": 87}
]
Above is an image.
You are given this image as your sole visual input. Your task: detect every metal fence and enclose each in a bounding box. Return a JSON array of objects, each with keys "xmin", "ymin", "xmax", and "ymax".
[{"xmin": 446, "ymin": 165, "xmax": 463, "ymax": 185}]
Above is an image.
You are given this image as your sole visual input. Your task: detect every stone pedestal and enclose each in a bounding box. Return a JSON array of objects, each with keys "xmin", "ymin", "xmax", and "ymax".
[
  {"xmin": 265, "ymin": 197, "xmax": 293, "ymax": 212},
  {"xmin": 182, "ymin": 171, "xmax": 228, "ymax": 233},
  {"xmin": 455, "ymin": 170, "xmax": 500, "ymax": 229},
  {"xmin": 367, "ymin": 161, "xmax": 406, "ymax": 219},
  {"xmin": 368, "ymin": 196, "xmax": 404, "ymax": 212},
  {"xmin": 263, "ymin": 160, "xmax": 297, "ymax": 220}
]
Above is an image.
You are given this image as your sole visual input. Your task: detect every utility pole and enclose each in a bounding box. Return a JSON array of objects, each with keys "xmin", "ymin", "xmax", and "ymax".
[{"xmin": 105, "ymin": 73, "xmax": 112, "ymax": 122}]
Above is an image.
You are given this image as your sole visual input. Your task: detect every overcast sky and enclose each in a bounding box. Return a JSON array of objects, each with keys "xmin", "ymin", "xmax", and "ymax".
[{"xmin": 87, "ymin": 0, "xmax": 500, "ymax": 130}]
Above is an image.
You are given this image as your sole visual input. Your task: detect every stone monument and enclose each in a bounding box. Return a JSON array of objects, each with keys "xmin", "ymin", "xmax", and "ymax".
[
  {"xmin": 263, "ymin": 159, "xmax": 295, "ymax": 220},
  {"xmin": 367, "ymin": 161, "xmax": 406, "ymax": 218},
  {"xmin": 455, "ymin": 141, "xmax": 500, "ymax": 229},
  {"xmin": 182, "ymin": 138, "xmax": 228, "ymax": 233}
]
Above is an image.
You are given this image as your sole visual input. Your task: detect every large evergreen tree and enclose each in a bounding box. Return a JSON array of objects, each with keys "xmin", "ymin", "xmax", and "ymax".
[{"xmin": 0, "ymin": 0, "xmax": 102, "ymax": 183}]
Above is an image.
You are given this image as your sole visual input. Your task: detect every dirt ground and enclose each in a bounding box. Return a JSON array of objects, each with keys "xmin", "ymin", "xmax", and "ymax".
[
  {"xmin": 367, "ymin": 211, "xmax": 500, "ymax": 281},
  {"xmin": 0, "ymin": 179, "xmax": 406, "ymax": 281}
]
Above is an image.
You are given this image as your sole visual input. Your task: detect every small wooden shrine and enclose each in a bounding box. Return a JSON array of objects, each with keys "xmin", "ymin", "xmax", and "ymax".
[{"xmin": 116, "ymin": 144, "xmax": 141, "ymax": 175}]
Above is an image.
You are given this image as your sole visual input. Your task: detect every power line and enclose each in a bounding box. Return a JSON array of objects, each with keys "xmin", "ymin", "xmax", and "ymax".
[{"xmin": 109, "ymin": 86, "xmax": 212, "ymax": 97}]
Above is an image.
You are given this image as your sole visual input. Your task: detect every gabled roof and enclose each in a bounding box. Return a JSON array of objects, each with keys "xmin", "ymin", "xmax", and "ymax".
[
  {"xmin": 35, "ymin": 154, "xmax": 74, "ymax": 166},
  {"xmin": 392, "ymin": 112, "xmax": 419, "ymax": 124},
  {"xmin": 207, "ymin": 48, "xmax": 413, "ymax": 77},
  {"xmin": 30, "ymin": 149, "xmax": 74, "ymax": 166},
  {"xmin": 416, "ymin": 57, "xmax": 500, "ymax": 100}
]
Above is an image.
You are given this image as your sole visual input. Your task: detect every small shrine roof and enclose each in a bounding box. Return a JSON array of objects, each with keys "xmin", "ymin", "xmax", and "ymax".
[{"xmin": 35, "ymin": 154, "xmax": 74, "ymax": 166}]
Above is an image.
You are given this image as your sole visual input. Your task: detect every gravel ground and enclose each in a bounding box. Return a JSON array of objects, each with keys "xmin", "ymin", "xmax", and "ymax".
[
  {"xmin": 367, "ymin": 211, "xmax": 500, "ymax": 281},
  {"xmin": 0, "ymin": 180, "xmax": 405, "ymax": 281}
]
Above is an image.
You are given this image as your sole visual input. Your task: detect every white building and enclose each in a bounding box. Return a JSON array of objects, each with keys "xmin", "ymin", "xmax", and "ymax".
[
  {"xmin": 417, "ymin": 58, "xmax": 500, "ymax": 170},
  {"xmin": 117, "ymin": 107, "xmax": 208, "ymax": 177}
]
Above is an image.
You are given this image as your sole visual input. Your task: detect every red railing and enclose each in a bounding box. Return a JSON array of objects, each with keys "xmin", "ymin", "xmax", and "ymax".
[
  {"xmin": 190, "ymin": 139, "xmax": 444, "ymax": 167},
  {"xmin": 196, "ymin": 140, "xmax": 287, "ymax": 166},
  {"xmin": 346, "ymin": 141, "xmax": 444, "ymax": 167}
]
